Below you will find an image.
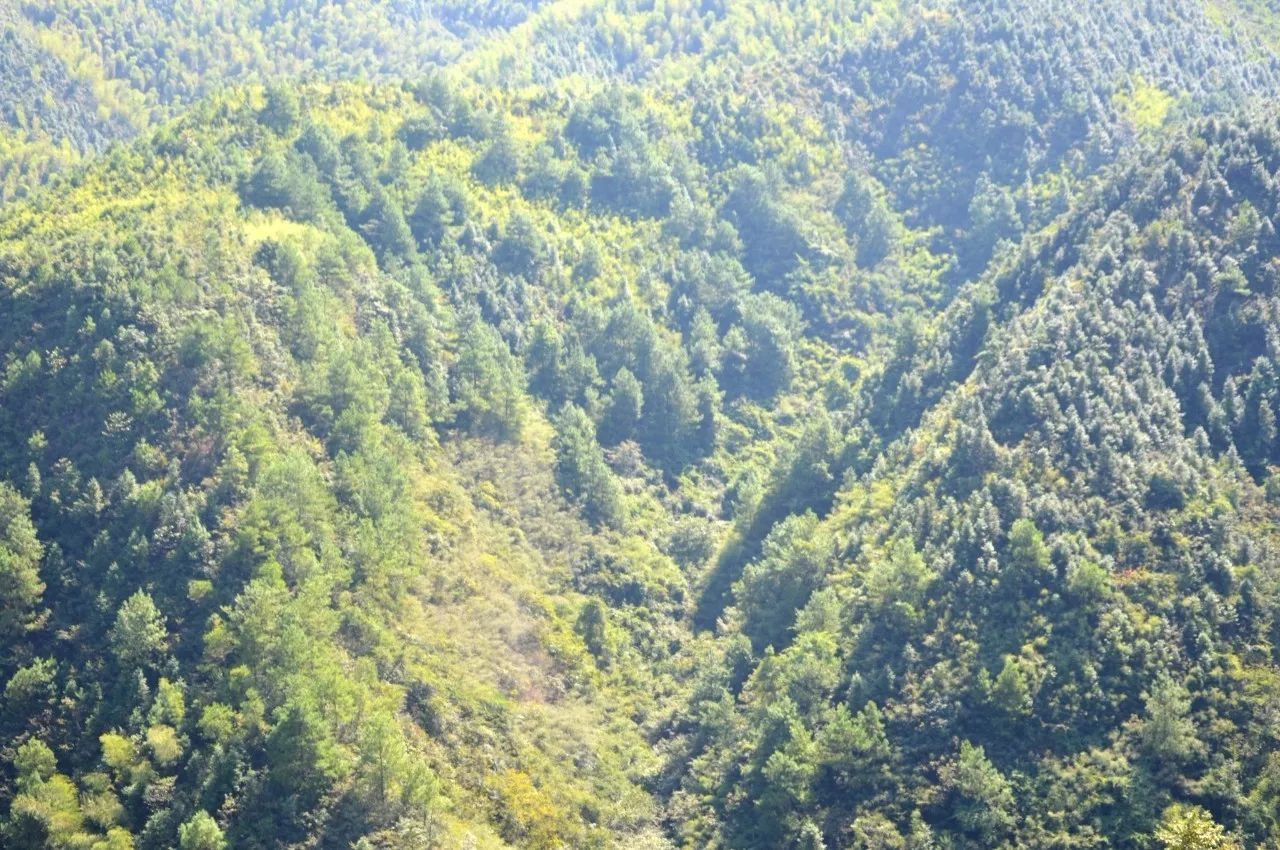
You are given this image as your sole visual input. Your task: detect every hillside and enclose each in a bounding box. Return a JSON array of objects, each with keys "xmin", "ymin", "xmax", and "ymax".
[
  {"xmin": 1, "ymin": 2, "xmax": 1280, "ymax": 850},
  {"xmin": 670, "ymin": 109, "xmax": 1280, "ymax": 849}
]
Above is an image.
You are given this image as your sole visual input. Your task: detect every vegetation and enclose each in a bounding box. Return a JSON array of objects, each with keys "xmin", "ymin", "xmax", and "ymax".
[{"xmin": 2, "ymin": 1, "xmax": 1280, "ymax": 849}]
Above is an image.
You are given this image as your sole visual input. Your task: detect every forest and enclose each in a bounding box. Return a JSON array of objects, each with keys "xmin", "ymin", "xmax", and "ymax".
[{"xmin": 2, "ymin": 0, "xmax": 1280, "ymax": 848}]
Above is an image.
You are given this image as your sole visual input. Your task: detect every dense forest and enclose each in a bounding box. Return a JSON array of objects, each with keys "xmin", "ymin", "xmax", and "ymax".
[{"xmin": 4, "ymin": 1, "xmax": 1280, "ymax": 848}]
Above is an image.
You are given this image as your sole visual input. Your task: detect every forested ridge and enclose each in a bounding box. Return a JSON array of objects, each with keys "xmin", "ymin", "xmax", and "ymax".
[{"xmin": 4, "ymin": 1, "xmax": 1280, "ymax": 849}]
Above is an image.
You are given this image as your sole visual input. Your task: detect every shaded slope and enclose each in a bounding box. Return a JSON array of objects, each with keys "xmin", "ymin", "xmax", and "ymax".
[{"xmin": 667, "ymin": 108, "xmax": 1280, "ymax": 850}]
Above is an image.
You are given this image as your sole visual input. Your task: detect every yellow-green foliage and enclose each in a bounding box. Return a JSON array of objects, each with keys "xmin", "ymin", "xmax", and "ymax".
[
  {"xmin": 5, "ymin": 4, "xmax": 1280, "ymax": 849},
  {"xmin": 1115, "ymin": 76, "xmax": 1177, "ymax": 131}
]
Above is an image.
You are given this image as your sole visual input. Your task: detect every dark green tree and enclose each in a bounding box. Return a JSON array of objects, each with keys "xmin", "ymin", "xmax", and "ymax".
[
  {"xmin": 600, "ymin": 368, "xmax": 643, "ymax": 446},
  {"xmin": 0, "ymin": 483, "xmax": 42, "ymax": 642},
  {"xmin": 452, "ymin": 323, "xmax": 527, "ymax": 441},
  {"xmin": 553, "ymin": 405, "xmax": 623, "ymax": 529},
  {"xmin": 261, "ymin": 85, "xmax": 302, "ymax": 135}
]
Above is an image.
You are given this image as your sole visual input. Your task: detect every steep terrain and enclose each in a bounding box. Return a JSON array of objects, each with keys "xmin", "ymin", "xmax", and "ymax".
[
  {"xmin": 2, "ymin": 2, "xmax": 1280, "ymax": 850},
  {"xmin": 670, "ymin": 109, "xmax": 1280, "ymax": 849}
]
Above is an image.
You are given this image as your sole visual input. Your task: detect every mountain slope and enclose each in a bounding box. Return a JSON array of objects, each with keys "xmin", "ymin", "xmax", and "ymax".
[
  {"xmin": 667, "ymin": 109, "xmax": 1280, "ymax": 850},
  {"xmin": 2, "ymin": 3, "xmax": 1280, "ymax": 850},
  {"xmin": 0, "ymin": 85, "xmax": 686, "ymax": 849}
]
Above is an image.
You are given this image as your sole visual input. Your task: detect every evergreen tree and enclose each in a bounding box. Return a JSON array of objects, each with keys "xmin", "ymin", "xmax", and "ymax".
[
  {"xmin": 553, "ymin": 405, "xmax": 623, "ymax": 529},
  {"xmin": 0, "ymin": 483, "xmax": 42, "ymax": 642}
]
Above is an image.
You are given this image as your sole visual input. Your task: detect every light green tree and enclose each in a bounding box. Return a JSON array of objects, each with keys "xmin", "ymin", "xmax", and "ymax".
[
  {"xmin": 109, "ymin": 591, "xmax": 169, "ymax": 669},
  {"xmin": 1155, "ymin": 804, "xmax": 1238, "ymax": 850},
  {"xmin": 179, "ymin": 811, "xmax": 226, "ymax": 850}
]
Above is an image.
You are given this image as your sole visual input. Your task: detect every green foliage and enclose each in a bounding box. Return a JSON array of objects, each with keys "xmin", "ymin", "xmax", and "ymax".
[
  {"xmin": 1005, "ymin": 518, "xmax": 1052, "ymax": 592},
  {"xmin": 3, "ymin": 4, "xmax": 1280, "ymax": 849},
  {"xmin": 1141, "ymin": 677, "xmax": 1201, "ymax": 766},
  {"xmin": 721, "ymin": 293, "xmax": 803, "ymax": 401},
  {"xmin": 837, "ymin": 173, "xmax": 899, "ymax": 268},
  {"xmin": 362, "ymin": 189, "xmax": 416, "ymax": 264},
  {"xmin": 0, "ymin": 482, "xmax": 42, "ymax": 641},
  {"xmin": 261, "ymin": 85, "xmax": 302, "ymax": 135},
  {"xmin": 4, "ymin": 657, "xmax": 56, "ymax": 707},
  {"xmin": 241, "ymin": 149, "xmax": 330, "ymax": 221},
  {"xmin": 735, "ymin": 513, "xmax": 830, "ymax": 651},
  {"xmin": 266, "ymin": 702, "xmax": 348, "ymax": 800},
  {"xmin": 600, "ymin": 367, "xmax": 643, "ymax": 446},
  {"xmin": 408, "ymin": 177, "xmax": 453, "ymax": 249},
  {"xmin": 108, "ymin": 591, "xmax": 168, "ymax": 671},
  {"xmin": 575, "ymin": 598, "xmax": 615, "ymax": 666},
  {"xmin": 863, "ymin": 538, "xmax": 935, "ymax": 619},
  {"xmin": 494, "ymin": 211, "xmax": 547, "ymax": 278},
  {"xmin": 178, "ymin": 812, "xmax": 225, "ymax": 850},
  {"xmin": 13, "ymin": 739, "xmax": 56, "ymax": 790},
  {"xmin": 721, "ymin": 166, "xmax": 812, "ymax": 291},
  {"xmin": 1155, "ymin": 804, "xmax": 1239, "ymax": 850},
  {"xmin": 990, "ymin": 655, "xmax": 1032, "ymax": 716},
  {"xmin": 473, "ymin": 126, "xmax": 522, "ymax": 186},
  {"xmin": 552, "ymin": 404, "xmax": 623, "ymax": 529},
  {"xmin": 452, "ymin": 322, "xmax": 527, "ymax": 440},
  {"xmin": 943, "ymin": 742, "xmax": 1017, "ymax": 845}
]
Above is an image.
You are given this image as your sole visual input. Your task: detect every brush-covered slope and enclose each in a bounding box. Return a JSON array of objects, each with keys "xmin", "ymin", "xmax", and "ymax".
[
  {"xmin": 0, "ymin": 84, "xmax": 692, "ymax": 850},
  {"xmin": 2, "ymin": 2, "xmax": 1280, "ymax": 850},
  {"xmin": 666, "ymin": 111, "xmax": 1280, "ymax": 849}
]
